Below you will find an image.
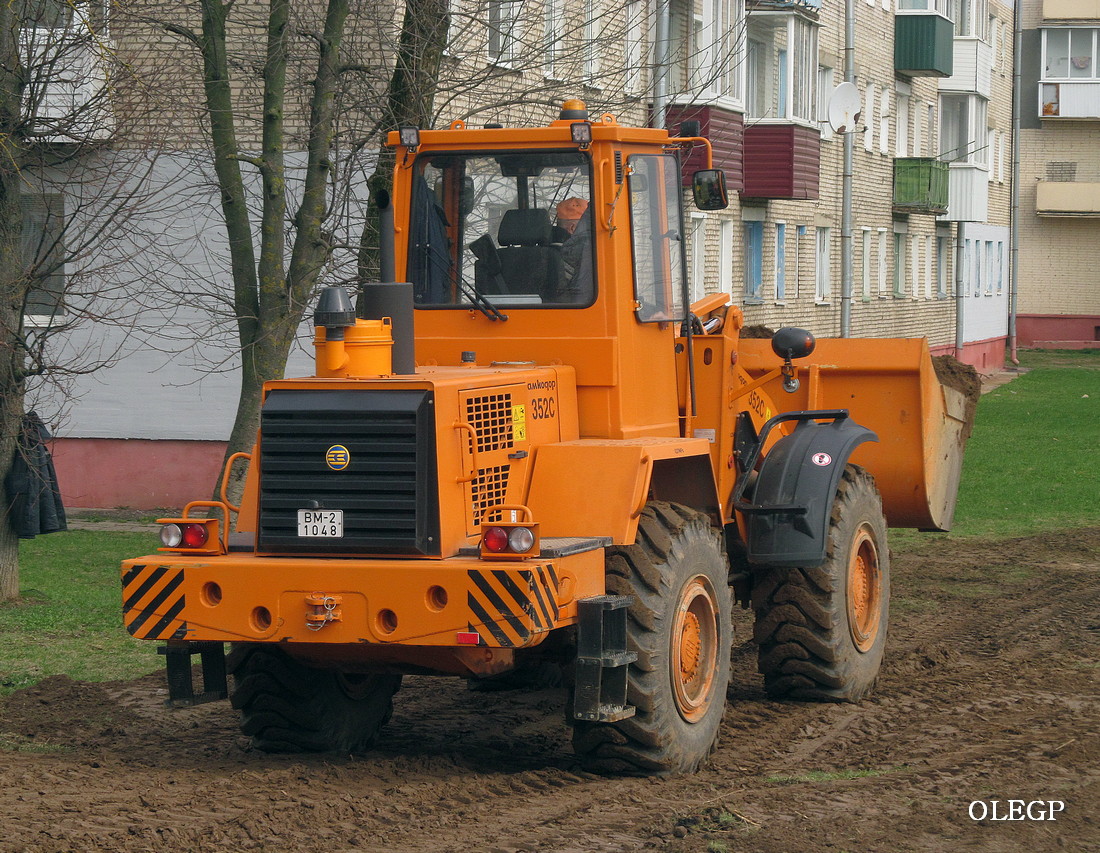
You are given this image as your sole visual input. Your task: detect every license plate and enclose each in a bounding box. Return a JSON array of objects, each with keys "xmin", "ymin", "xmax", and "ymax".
[{"xmin": 297, "ymin": 510, "xmax": 343, "ymax": 538}]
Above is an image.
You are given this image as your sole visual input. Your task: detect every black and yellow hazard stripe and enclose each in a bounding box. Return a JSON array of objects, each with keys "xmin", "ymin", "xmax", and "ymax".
[
  {"xmin": 467, "ymin": 566, "xmax": 561, "ymax": 648},
  {"xmin": 122, "ymin": 564, "xmax": 188, "ymax": 641}
]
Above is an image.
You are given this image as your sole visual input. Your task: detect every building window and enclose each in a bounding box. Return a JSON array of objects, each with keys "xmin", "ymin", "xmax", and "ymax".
[
  {"xmin": 815, "ymin": 226, "xmax": 831, "ymax": 302},
  {"xmin": 817, "ymin": 65, "xmax": 834, "ymax": 139},
  {"xmin": 893, "ymin": 230, "xmax": 906, "ymax": 297},
  {"xmin": 912, "ymin": 98, "xmax": 924, "ymax": 156},
  {"xmin": 940, "ymin": 93, "xmax": 988, "ymax": 166},
  {"xmin": 794, "ymin": 224, "xmax": 807, "ymax": 298},
  {"xmin": 623, "ymin": 0, "xmax": 643, "ymax": 93},
  {"xmin": 936, "ymin": 230, "xmax": 949, "ymax": 297},
  {"xmin": 543, "ymin": 0, "xmax": 564, "ymax": 78},
  {"xmin": 699, "ymin": 0, "xmax": 745, "ymax": 101},
  {"xmin": 22, "ymin": 193, "xmax": 67, "ymax": 322},
  {"xmin": 879, "ymin": 87, "xmax": 890, "ymax": 155},
  {"xmin": 898, "ymin": 0, "xmax": 951, "ymax": 15},
  {"xmin": 951, "ymin": 0, "xmax": 986, "ymax": 39},
  {"xmin": 744, "ymin": 220, "xmax": 763, "ymax": 302},
  {"xmin": 487, "ymin": 0, "xmax": 522, "ymax": 65},
  {"xmin": 690, "ymin": 213, "xmax": 707, "ymax": 303},
  {"xmin": 910, "ymin": 235, "xmax": 921, "ymax": 298},
  {"xmin": 877, "ymin": 228, "xmax": 888, "ymax": 296},
  {"xmin": 775, "ymin": 223, "xmax": 786, "ymax": 301},
  {"xmin": 745, "ymin": 12, "xmax": 818, "ymax": 123},
  {"xmin": 896, "ymin": 85, "xmax": 910, "ymax": 157},
  {"xmin": 583, "ymin": 0, "xmax": 601, "ymax": 81},
  {"xmin": 924, "ymin": 234, "xmax": 934, "ymax": 299},
  {"xmin": 18, "ymin": 0, "xmax": 110, "ymax": 30},
  {"xmin": 720, "ymin": 0, "xmax": 745, "ymax": 101},
  {"xmin": 861, "ymin": 226, "xmax": 872, "ymax": 301},
  {"xmin": 719, "ymin": 219, "xmax": 734, "ymax": 293},
  {"xmin": 864, "ymin": 82, "xmax": 876, "ymax": 152},
  {"xmin": 1043, "ymin": 28, "xmax": 1100, "ymax": 80}
]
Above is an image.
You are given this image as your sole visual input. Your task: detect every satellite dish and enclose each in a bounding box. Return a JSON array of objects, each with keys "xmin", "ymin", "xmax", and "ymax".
[{"xmin": 827, "ymin": 82, "xmax": 862, "ymax": 133}]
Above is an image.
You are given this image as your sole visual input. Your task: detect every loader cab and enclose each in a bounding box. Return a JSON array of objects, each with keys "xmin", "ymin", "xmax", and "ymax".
[{"xmin": 390, "ymin": 104, "xmax": 718, "ymax": 440}]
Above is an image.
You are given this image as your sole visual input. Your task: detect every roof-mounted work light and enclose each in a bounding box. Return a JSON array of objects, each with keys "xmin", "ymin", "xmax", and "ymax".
[
  {"xmin": 570, "ymin": 121, "xmax": 593, "ymax": 149},
  {"xmin": 398, "ymin": 126, "xmax": 421, "ymax": 151}
]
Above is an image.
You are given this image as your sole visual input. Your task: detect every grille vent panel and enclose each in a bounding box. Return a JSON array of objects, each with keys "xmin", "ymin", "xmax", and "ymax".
[
  {"xmin": 466, "ymin": 393, "xmax": 514, "ymax": 452},
  {"xmin": 257, "ymin": 389, "xmax": 438, "ymax": 555},
  {"xmin": 471, "ymin": 465, "xmax": 510, "ymax": 527}
]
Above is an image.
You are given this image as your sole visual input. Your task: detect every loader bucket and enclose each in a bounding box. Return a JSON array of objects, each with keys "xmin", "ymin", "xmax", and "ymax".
[{"xmin": 737, "ymin": 338, "xmax": 977, "ymax": 531}]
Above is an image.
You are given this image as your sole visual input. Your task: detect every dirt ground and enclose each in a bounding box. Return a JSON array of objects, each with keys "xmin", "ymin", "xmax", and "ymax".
[{"xmin": 2, "ymin": 528, "xmax": 1098, "ymax": 852}]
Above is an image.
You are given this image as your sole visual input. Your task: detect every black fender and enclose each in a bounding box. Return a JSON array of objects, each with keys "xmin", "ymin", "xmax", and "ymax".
[{"xmin": 733, "ymin": 411, "xmax": 877, "ymax": 568}]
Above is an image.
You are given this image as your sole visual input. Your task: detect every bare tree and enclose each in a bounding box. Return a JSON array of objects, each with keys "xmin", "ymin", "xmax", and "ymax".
[
  {"xmin": 148, "ymin": 0, "xmax": 363, "ymax": 502},
  {"xmin": 0, "ymin": 0, "xmax": 173, "ymax": 601}
]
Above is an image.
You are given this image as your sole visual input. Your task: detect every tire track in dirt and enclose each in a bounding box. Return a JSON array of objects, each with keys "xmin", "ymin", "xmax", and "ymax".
[{"xmin": 1, "ymin": 528, "xmax": 1098, "ymax": 852}]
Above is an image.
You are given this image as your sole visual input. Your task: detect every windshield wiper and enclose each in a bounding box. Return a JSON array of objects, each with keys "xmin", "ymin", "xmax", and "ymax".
[{"xmin": 459, "ymin": 278, "xmax": 508, "ymax": 322}]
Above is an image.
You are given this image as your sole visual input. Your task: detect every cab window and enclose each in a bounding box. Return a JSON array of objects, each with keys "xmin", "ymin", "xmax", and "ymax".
[
  {"xmin": 627, "ymin": 154, "xmax": 686, "ymax": 323},
  {"xmin": 409, "ymin": 151, "xmax": 595, "ymax": 309}
]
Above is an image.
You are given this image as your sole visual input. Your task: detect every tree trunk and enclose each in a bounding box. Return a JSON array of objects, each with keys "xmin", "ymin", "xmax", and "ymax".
[{"xmin": 0, "ymin": 5, "xmax": 26, "ymax": 602}]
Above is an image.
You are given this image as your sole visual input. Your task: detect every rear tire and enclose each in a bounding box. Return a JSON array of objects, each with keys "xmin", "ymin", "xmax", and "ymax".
[
  {"xmin": 753, "ymin": 465, "xmax": 889, "ymax": 702},
  {"xmin": 571, "ymin": 502, "xmax": 732, "ymax": 774},
  {"xmin": 228, "ymin": 644, "xmax": 401, "ymax": 753}
]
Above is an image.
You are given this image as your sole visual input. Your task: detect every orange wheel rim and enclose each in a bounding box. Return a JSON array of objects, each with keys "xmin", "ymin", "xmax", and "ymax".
[
  {"xmin": 847, "ymin": 525, "xmax": 881, "ymax": 653},
  {"xmin": 671, "ymin": 576, "xmax": 719, "ymax": 723}
]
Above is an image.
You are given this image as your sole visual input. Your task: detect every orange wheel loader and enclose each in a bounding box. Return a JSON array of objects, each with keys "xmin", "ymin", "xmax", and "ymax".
[{"xmin": 121, "ymin": 100, "xmax": 973, "ymax": 774}]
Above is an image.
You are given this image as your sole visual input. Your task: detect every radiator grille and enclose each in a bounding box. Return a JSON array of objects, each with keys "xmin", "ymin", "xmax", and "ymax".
[
  {"xmin": 257, "ymin": 389, "xmax": 438, "ymax": 555},
  {"xmin": 466, "ymin": 393, "xmax": 514, "ymax": 452}
]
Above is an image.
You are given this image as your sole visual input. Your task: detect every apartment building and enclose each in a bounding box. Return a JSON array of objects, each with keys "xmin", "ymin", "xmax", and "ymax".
[
  {"xmin": 27, "ymin": 0, "xmax": 1015, "ymax": 509},
  {"xmin": 1018, "ymin": 0, "xmax": 1100, "ymax": 347}
]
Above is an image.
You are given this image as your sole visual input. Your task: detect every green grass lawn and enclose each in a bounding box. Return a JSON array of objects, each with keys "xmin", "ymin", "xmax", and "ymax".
[
  {"xmin": 0, "ymin": 531, "xmax": 163, "ymax": 695},
  {"xmin": 947, "ymin": 348, "xmax": 1099, "ymax": 538},
  {"xmin": 1, "ymin": 349, "xmax": 1097, "ymax": 695}
]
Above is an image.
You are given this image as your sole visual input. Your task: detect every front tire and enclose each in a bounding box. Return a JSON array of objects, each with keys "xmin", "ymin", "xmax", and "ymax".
[
  {"xmin": 228, "ymin": 644, "xmax": 401, "ymax": 753},
  {"xmin": 571, "ymin": 502, "xmax": 732, "ymax": 774},
  {"xmin": 753, "ymin": 464, "xmax": 889, "ymax": 702}
]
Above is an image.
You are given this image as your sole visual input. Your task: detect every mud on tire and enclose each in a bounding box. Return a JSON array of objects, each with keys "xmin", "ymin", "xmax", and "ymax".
[
  {"xmin": 571, "ymin": 502, "xmax": 732, "ymax": 775},
  {"xmin": 753, "ymin": 465, "xmax": 889, "ymax": 702},
  {"xmin": 227, "ymin": 644, "xmax": 401, "ymax": 753}
]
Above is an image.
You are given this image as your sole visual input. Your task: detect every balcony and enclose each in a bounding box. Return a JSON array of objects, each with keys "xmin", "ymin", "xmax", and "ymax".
[
  {"xmin": 895, "ymin": 13, "xmax": 954, "ymax": 77},
  {"xmin": 1041, "ymin": 81, "xmax": 1100, "ymax": 118},
  {"xmin": 938, "ymin": 163, "xmax": 989, "ymax": 222},
  {"xmin": 663, "ymin": 104, "xmax": 745, "ymax": 192},
  {"xmin": 1036, "ymin": 181, "xmax": 1100, "ymax": 216},
  {"xmin": 893, "ymin": 158, "xmax": 949, "ymax": 214},
  {"xmin": 1043, "ymin": 0, "xmax": 1100, "ymax": 19},
  {"xmin": 939, "ymin": 38, "xmax": 993, "ymax": 98},
  {"xmin": 742, "ymin": 124, "xmax": 820, "ymax": 199}
]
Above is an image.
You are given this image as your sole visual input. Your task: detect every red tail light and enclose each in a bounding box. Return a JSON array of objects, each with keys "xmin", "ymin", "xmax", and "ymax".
[
  {"xmin": 482, "ymin": 526, "xmax": 509, "ymax": 553},
  {"xmin": 181, "ymin": 523, "xmax": 209, "ymax": 548}
]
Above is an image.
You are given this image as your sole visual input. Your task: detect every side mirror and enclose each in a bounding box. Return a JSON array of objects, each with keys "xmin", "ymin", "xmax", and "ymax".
[
  {"xmin": 771, "ymin": 327, "xmax": 816, "ymax": 394},
  {"xmin": 692, "ymin": 169, "xmax": 729, "ymax": 211}
]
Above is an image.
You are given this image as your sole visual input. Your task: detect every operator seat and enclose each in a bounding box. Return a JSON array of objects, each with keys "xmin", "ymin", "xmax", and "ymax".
[{"xmin": 475, "ymin": 208, "xmax": 561, "ymax": 300}]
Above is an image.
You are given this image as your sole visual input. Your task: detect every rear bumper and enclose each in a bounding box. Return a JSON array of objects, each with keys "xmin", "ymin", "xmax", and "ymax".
[{"xmin": 121, "ymin": 547, "xmax": 605, "ymax": 650}]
